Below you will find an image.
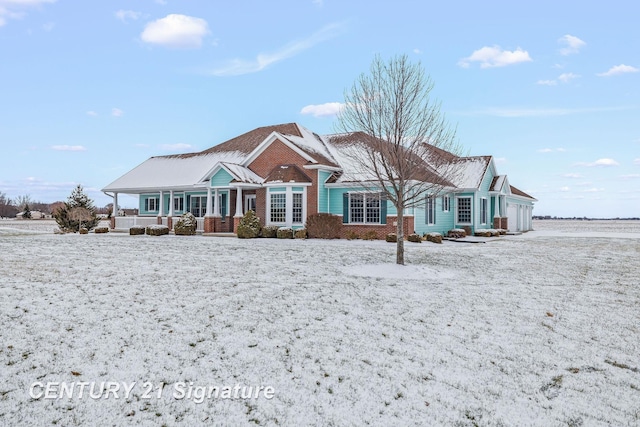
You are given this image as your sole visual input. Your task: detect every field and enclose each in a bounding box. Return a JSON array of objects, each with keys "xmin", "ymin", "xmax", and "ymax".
[{"xmin": 1, "ymin": 220, "xmax": 639, "ymax": 426}]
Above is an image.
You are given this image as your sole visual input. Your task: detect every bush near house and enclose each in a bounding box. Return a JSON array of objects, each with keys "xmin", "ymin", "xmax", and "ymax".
[
  {"xmin": 426, "ymin": 232, "xmax": 443, "ymax": 244},
  {"xmin": 146, "ymin": 225, "xmax": 169, "ymax": 236},
  {"xmin": 130, "ymin": 226, "xmax": 146, "ymax": 235},
  {"xmin": 305, "ymin": 213, "xmax": 341, "ymax": 239},
  {"xmin": 79, "ymin": 228, "xmax": 88, "ymax": 235},
  {"xmin": 362, "ymin": 230, "xmax": 378, "ymax": 240},
  {"xmin": 386, "ymin": 233, "xmax": 397, "ymax": 243},
  {"xmin": 262, "ymin": 225, "xmax": 279, "ymax": 238},
  {"xmin": 94, "ymin": 227, "xmax": 109, "ymax": 234},
  {"xmin": 407, "ymin": 233, "xmax": 422, "ymax": 243},
  {"xmin": 294, "ymin": 228, "xmax": 307, "ymax": 239},
  {"xmin": 174, "ymin": 212, "xmax": 197, "ymax": 236},
  {"xmin": 236, "ymin": 210, "xmax": 262, "ymax": 239},
  {"xmin": 277, "ymin": 227, "xmax": 294, "ymax": 239},
  {"xmin": 346, "ymin": 230, "xmax": 360, "ymax": 240},
  {"xmin": 447, "ymin": 229, "xmax": 466, "ymax": 239}
]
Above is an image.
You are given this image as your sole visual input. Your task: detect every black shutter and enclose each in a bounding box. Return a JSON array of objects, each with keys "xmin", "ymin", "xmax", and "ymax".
[
  {"xmin": 380, "ymin": 193, "xmax": 387, "ymax": 224},
  {"xmin": 342, "ymin": 193, "xmax": 349, "ymax": 224}
]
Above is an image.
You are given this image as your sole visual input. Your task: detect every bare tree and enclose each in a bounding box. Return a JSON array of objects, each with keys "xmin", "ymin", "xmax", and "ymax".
[
  {"xmin": 0, "ymin": 192, "xmax": 18, "ymax": 218},
  {"xmin": 14, "ymin": 194, "xmax": 33, "ymax": 212},
  {"xmin": 69, "ymin": 207, "xmax": 93, "ymax": 232},
  {"xmin": 335, "ymin": 54, "xmax": 463, "ymax": 265}
]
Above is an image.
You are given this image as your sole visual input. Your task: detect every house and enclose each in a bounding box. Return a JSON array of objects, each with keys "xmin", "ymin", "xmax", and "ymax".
[{"xmin": 102, "ymin": 123, "xmax": 536, "ymax": 236}]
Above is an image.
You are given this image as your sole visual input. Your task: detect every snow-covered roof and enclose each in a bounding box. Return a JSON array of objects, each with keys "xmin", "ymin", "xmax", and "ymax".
[
  {"xmin": 282, "ymin": 125, "xmax": 338, "ymax": 167},
  {"xmin": 448, "ymin": 156, "xmax": 491, "ymax": 189},
  {"xmin": 102, "ymin": 151, "xmax": 244, "ymax": 192},
  {"xmin": 220, "ymin": 162, "xmax": 264, "ymax": 184}
]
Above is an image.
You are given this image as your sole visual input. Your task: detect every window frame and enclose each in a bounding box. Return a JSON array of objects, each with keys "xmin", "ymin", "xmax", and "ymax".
[
  {"xmin": 145, "ymin": 196, "xmax": 159, "ymax": 212},
  {"xmin": 426, "ymin": 195, "xmax": 436, "ymax": 225},
  {"xmin": 480, "ymin": 197, "xmax": 488, "ymax": 225},
  {"xmin": 442, "ymin": 195, "xmax": 451, "ymax": 212},
  {"xmin": 349, "ymin": 192, "xmax": 381, "ymax": 224},
  {"xmin": 269, "ymin": 192, "xmax": 287, "ymax": 224},
  {"xmin": 456, "ymin": 196, "xmax": 472, "ymax": 224}
]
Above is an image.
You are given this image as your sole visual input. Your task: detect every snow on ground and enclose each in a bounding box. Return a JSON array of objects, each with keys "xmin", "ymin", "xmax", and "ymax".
[{"xmin": 0, "ymin": 221, "xmax": 639, "ymax": 425}]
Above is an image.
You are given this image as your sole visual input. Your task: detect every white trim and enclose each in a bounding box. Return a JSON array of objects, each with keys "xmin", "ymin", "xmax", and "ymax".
[
  {"xmin": 262, "ymin": 182, "xmax": 312, "ymax": 188},
  {"xmin": 265, "ymin": 186, "xmax": 307, "ymax": 227},
  {"xmin": 347, "ymin": 192, "xmax": 382, "ymax": 225},
  {"xmin": 455, "ymin": 196, "xmax": 473, "ymax": 225},
  {"xmin": 480, "ymin": 197, "xmax": 488, "ymax": 225},
  {"xmin": 243, "ymin": 131, "xmax": 317, "ymax": 167},
  {"xmin": 303, "ymin": 165, "xmax": 342, "ymax": 171}
]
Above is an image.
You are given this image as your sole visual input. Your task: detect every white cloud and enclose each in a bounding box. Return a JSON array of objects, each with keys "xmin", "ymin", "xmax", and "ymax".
[
  {"xmin": 211, "ymin": 22, "xmax": 345, "ymax": 76},
  {"xmin": 558, "ymin": 72, "xmax": 579, "ymax": 83},
  {"xmin": 538, "ymin": 147, "xmax": 566, "ymax": 153},
  {"xmin": 312, "ymin": 0, "xmax": 323, "ymax": 6},
  {"xmin": 563, "ymin": 173, "xmax": 583, "ymax": 178},
  {"xmin": 0, "ymin": 0, "xmax": 56, "ymax": 26},
  {"xmin": 141, "ymin": 14, "xmax": 209, "ymax": 49},
  {"xmin": 115, "ymin": 9, "xmax": 141, "ymax": 23},
  {"xmin": 458, "ymin": 45, "xmax": 532, "ymax": 68},
  {"xmin": 413, "ymin": 48, "xmax": 422, "ymax": 55},
  {"xmin": 300, "ymin": 102, "xmax": 344, "ymax": 118},
  {"xmin": 86, "ymin": 110, "xmax": 97, "ymax": 117},
  {"xmin": 559, "ymin": 186, "xmax": 570, "ymax": 192},
  {"xmin": 634, "ymin": 158, "xmax": 640, "ymax": 165},
  {"xmin": 51, "ymin": 145, "xmax": 86, "ymax": 152},
  {"xmin": 583, "ymin": 187, "xmax": 604, "ymax": 193},
  {"xmin": 537, "ymin": 80, "xmax": 557, "ymax": 86},
  {"xmin": 597, "ymin": 64, "xmax": 639, "ymax": 77},
  {"xmin": 620, "ymin": 174, "xmax": 640, "ymax": 179},
  {"xmin": 111, "ymin": 108, "xmax": 123, "ymax": 117},
  {"xmin": 558, "ymin": 35, "xmax": 586, "ymax": 55},
  {"xmin": 160, "ymin": 143, "xmax": 193, "ymax": 152},
  {"xmin": 576, "ymin": 158, "xmax": 620, "ymax": 167}
]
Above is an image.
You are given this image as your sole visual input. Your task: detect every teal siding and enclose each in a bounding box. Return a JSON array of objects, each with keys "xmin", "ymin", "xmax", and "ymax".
[
  {"xmin": 211, "ymin": 168, "xmax": 234, "ymax": 187},
  {"xmin": 292, "ymin": 186, "xmax": 304, "ymax": 192},
  {"xmin": 475, "ymin": 166, "xmax": 495, "ymax": 230},
  {"xmin": 139, "ymin": 193, "xmax": 159, "ymax": 215},
  {"xmin": 414, "ymin": 194, "xmax": 455, "ymax": 236},
  {"xmin": 269, "ymin": 187, "xmax": 286, "ymax": 193},
  {"xmin": 317, "ymin": 170, "xmax": 331, "ymax": 213}
]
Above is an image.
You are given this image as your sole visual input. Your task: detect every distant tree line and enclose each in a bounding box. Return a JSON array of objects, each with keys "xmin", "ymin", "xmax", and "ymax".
[{"xmin": 0, "ymin": 190, "xmax": 113, "ymax": 219}]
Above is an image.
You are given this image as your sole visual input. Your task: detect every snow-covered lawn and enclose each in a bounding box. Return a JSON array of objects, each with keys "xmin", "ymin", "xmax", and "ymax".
[{"xmin": 1, "ymin": 220, "xmax": 639, "ymax": 425}]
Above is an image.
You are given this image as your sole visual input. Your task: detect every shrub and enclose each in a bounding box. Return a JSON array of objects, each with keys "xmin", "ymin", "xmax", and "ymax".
[
  {"xmin": 305, "ymin": 213, "xmax": 341, "ymax": 239},
  {"xmin": 94, "ymin": 226, "xmax": 109, "ymax": 234},
  {"xmin": 174, "ymin": 212, "xmax": 197, "ymax": 236},
  {"xmin": 407, "ymin": 233, "xmax": 422, "ymax": 243},
  {"xmin": 426, "ymin": 232, "xmax": 442, "ymax": 244},
  {"xmin": 130, "ymin": 226, "xmax": 146, "ymax": 235},
  {"xmin": 236, "ymin": 210, "xmax": 262, "ymax": 239},
  {"xmin": 277, "ymin": 227, "xmax": 294, "ymax": 239},
  {"xmin": 294, "ymin": 228, "xmax": 307, "ymax": 239},
  {"xmin": 385, "ymin": 233, "xmax": 397, "ymax": 243},
  {"xmin": 262, "ymin": 225, "xmax": 279, "ymax": 238},
  {"xmin": 54, "ymin": 184, "xmax": 100, "ymax": 233},
  {"xmin": 497, "ymin": 228, "xmax": 506, "ymax": 235},
  {"xmin": 79, "ymin": 228, "xmax": 89, "ymax": 235},
  {"xmin": 345, "ymin": 230, "xmax": 360, "ymax": 240},
  {"xmin": 146, "ymin": 225, "xmax": 169, "ymax": 236},
  {"xmin": 447, "ymin": 228, "xmax": 466, "ymax": 239},
  {"xmin": 362, "ymin": 230, "xmax": 378, "ymax": 240},
  {"xmin": 462, "ymin": 226, "xmax": 472, "ymax": 236}
]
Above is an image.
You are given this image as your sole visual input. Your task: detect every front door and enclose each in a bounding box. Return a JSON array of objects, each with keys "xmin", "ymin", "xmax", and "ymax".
[{"xmin": 245, "ymin": 194, "xmax": 256, "ymax": 213}]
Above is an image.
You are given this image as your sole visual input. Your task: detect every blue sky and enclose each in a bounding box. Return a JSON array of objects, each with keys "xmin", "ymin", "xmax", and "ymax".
[{"xmin": 1, "ymin": 0, "xmax": 638, "ymax": 217}]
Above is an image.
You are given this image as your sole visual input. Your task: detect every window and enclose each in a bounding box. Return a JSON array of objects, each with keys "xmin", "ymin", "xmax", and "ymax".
[
  {"xmin": 457, "ymin": 197, "xmax": 472, "ymax": 223},
  {"xmin": 190, "ymin": 196, "xmax": 207, "ymax": 217},
  {"xmin": 349, "ymin": 193, "xmax": 381, "ymax": 224},
  {"xmin": 145, "ymin": 197, "xmax": 159, "ymax": 212},
  {"xmin": 442, "ymin": 195, "xmax": 450, "ymax": 212},
  {"xmin": 426, "ymin": 195, "xmax": 436, "ymax": 225},
  {"xmin": 270, "ymin": 193, "xmax": 286, "ymax": 223},
  {"xmin": 480, "ymin": 198, "xmax": 488, "ymax": 225},
  {"xmin": 292, "ymin": 193, "xmax": 303, "ymax": 223},
  {"xmin": 173, "ymin": 197, "xmax": 184, "ymax": 212}
]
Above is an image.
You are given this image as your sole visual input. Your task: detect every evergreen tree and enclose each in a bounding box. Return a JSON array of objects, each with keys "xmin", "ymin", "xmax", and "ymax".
[
  {"xmin": 54, "ymin": 185, "xmax": 100, "ymax": 233},
  {"xmin": 22, "ymin": 203, "xmax": 32, "ymax": 219}
]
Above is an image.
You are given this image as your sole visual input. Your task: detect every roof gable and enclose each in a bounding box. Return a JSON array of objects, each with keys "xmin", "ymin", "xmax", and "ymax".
[{"xmin": 264, "ymin": 164, "xmax": 312, "ymax": 184}]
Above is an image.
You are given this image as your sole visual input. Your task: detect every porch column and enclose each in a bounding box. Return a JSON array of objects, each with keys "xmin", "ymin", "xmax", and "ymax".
[
  {"xmin": 213, "ymin": 189, "xmax": 221, "ymax": 217},
  {"xmin": 111, "ymin": 192, "xmax": 118, "ymax": 229},
  {"xmin": 158, "ymin": 190, "xmax": 164, "ymax": 224},
  {"xmin": 205, "ymin": 188, "xmax": 213, "ymax": 217},
  {"xmin": 493, "ymin": 196, "xmax": 499, "ymax": 218},
  {"xmin": 235, "ymin": 187, "xmax": 243, "ymax": 218},
  {"xmin": 168, "ymin": 190, "xmax": 174, "ymax": 217}
]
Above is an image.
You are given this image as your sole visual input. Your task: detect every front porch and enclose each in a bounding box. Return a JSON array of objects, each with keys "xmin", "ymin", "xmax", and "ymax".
[{"xmin": 110, "ymin": 215, "xmax": 238, "ymax": 234}]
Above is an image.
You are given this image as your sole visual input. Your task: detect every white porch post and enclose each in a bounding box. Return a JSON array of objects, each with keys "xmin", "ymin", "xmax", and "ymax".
[
  {"xmin": 113, "ymin": 192, "xmax": 119, "ymax": 215},
  {"xmin": 285, "ymin": 187, "xmax": 292, "ymax": 226},
  {"xmin": 168, "ymin": 190, "xmax": 174, "ymax": 217},
  {"xmin": 493, "ymin": 196, "xmax": 499, "ymax": 218},
  {"xmin": 205, "ymin": 188, "xmax": 213, "ymax": 217},
  {"xmin": 158, "ymin": 191, "xmax": 164, "ymax": 217},
  {"xmin": 213, "ymin": 189, "xmax": 221, "ymax": 217},
  {"xmin": 235, "ymin": 187, "xmax": 243, "ymax": 218}
]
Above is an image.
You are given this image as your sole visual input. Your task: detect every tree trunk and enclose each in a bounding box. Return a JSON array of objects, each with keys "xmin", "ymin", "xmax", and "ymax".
[{"xmin": 396, "ymin": 206, "xmax": 405, "ymax": 265}]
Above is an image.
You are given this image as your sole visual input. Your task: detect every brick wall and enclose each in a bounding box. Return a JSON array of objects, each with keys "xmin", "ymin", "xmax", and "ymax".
[
  {"xmin": 339, "ymin": 216, "xmax": 415, "ymax": 240},
  {"xmin": 247, "ymin": 138, "xmax": 318, "ymax": 222}
]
